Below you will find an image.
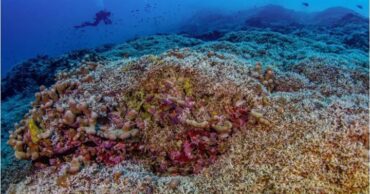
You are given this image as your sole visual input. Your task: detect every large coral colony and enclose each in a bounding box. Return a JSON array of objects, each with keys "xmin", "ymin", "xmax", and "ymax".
[
  {"xmin": 7, "ymin": 51, "xmax": 255, "ymax": 175},
  {"xmin": 6, "ymin": 47, "xmax": 369, "ymax": 193}
]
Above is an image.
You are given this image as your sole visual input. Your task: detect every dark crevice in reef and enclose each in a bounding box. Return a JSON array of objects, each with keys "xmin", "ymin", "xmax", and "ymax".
[
  {"xmin": 1, "ymin": 50, "xmax": 104, "ymax": 101},
  {"xmin": 186, "ymin": 30, "xmax": 226, "ymax": 41}
]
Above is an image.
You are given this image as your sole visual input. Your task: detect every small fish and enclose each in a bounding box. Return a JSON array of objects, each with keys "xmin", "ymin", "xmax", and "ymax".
[
  {"xmin": 302, "ymin": 2, "xmax": 309, "ymax": 7},
  {"xmin": 356, "ymin": 5, "xmax": 363, "ymax": 9}
]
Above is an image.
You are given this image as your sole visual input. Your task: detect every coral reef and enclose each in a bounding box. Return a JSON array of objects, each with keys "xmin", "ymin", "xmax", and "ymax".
[
  {"xmin": 2, "ymin": 5, "xmax": 369, "ymax": 193},
  {"xmin": 1, "ymin": 51, "xmax": 103, "ymax": 101},
  {"xmin": 6, "ymin": 48, "xmax": 369, "ymax": 193},
  {"xmin": 7, "ymin": 52, "xmax": 253, "ymax": 176}
]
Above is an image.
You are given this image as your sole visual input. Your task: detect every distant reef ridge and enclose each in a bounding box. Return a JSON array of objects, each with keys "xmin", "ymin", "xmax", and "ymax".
[{"xmin": 1, "ymin": 4, "xmax": 369, "ymax": 194}]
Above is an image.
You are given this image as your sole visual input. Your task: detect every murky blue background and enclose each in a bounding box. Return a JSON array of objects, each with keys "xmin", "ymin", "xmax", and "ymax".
[{"xmin": 2, "ymin": 0, "xmax": 369, "ymax": 75}]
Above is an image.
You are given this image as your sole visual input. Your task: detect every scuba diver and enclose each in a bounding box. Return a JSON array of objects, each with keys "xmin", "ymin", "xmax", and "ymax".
[{"xmin": 74, "ymin": 10, "xmax": 112, "ymax": 29}]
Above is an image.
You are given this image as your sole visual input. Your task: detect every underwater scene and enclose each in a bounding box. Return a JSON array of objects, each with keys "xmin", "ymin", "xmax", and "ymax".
[{"xmin": 1, "ymin": 0, "xmax": 369, "ymax": 193}]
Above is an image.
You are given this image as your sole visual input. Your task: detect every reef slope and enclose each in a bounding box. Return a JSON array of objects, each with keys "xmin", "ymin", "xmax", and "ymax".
[
  {"xmin": 6, "ymin": 48, "xmax": 369, "ymax": 193},
  {"xmin": 2, "ymin": 6, "xmax": 369, "ymax": 193}
]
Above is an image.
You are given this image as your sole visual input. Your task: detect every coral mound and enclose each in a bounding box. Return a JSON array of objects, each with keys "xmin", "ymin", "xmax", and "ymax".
[
  {"xmin": 6, "ymin": 49, "xmax": 369, "ymax": 193},
  {"xmin": 8, "ymin": 52, "xmax": 251, "ymax": 175}
]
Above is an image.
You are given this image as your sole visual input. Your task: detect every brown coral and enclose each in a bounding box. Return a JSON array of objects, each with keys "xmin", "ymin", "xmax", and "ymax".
[
  {"xmin": 6, "ymin": 50, "xmax": 369, "ymax": 194},
  {"xmin": 7, "ymin": 61, "xmax": 251, "ymax": 175}
]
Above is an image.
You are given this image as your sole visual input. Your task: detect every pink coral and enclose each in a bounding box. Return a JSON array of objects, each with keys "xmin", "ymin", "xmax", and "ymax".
[{"xmin": 7, "ymin": 64, "xmax": 250, "ymax": 175}]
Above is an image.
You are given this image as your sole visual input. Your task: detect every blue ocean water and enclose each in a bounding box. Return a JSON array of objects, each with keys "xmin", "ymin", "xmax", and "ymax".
[
  {"xmin": 2, "ymin": 0, "xmax": 369, "ymax": 75},
  {"xmin": 1, "ymin": 0, "xmax": 369, "ymax": 193}
]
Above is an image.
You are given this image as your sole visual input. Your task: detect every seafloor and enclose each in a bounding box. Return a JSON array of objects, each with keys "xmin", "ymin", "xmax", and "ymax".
[{"xmin": 1, "ymin": 5, "xmax": 369, "ymax": 194}]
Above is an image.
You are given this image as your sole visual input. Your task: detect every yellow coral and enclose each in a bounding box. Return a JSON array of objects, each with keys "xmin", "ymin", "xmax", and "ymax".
[
  {"xmin": 183, "ymin": 78, "xmax": 193, "ymax": 96},
  {"xmin": 28, "ymin": 119, "xmax": 43, "ymax": 143},
  {"xmin": 126, "ymin": 90, "xmax": 145, "ymax": 111}
]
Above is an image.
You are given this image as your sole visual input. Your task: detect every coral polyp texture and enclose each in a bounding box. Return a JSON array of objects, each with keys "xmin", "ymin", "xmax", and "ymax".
[
  {"xmin": 7, "ymin": 51, "xmax": 252, "ymax": 176},
  {"xmin": 6, "ymin": 48, "xmax": 369, "ymax": 193},
  {"xmin": 3, "ymin": 5, "xmax": 370, "ymax": 193}
]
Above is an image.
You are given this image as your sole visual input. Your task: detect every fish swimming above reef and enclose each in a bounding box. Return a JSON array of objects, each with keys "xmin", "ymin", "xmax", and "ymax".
[
  {"xmin": 356, "ymin": 5, "xmax": 363, "ymax": 9},
  {"xmin": 74, "ymin": 10, "xmax": 112, "ymax": 29},
  {"xmin": 302, "ymin": 2, "xmax": 309, "ymax": 7}
]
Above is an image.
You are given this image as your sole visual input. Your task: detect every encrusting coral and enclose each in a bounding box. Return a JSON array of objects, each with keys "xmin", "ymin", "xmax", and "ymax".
[
  {"xmin": 7, "ymin": 51, "xmax": 252, "ymax": 175},
  {"xmin": 6, "ymin": 49, "xmax": 369, "ymax": 193}
]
